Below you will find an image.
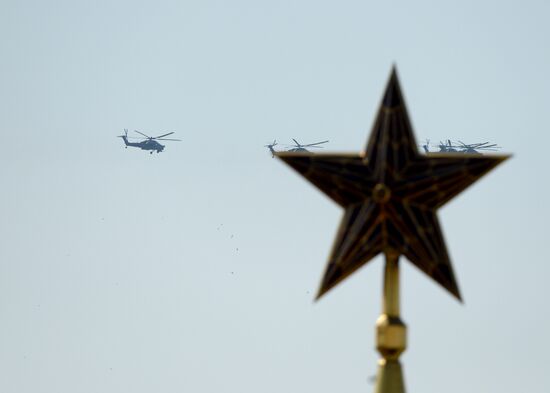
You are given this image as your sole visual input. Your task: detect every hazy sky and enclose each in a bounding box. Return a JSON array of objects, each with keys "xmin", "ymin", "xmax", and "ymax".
[{"xmin": 1, "ymin": 1, "xmax": 549, "ymax": 392}]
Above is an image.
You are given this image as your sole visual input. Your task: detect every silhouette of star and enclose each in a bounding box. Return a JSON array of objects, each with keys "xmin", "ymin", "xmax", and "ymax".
[{"xmin": 276, "ymin": 68, "xmax": 509, "ymax": 301}]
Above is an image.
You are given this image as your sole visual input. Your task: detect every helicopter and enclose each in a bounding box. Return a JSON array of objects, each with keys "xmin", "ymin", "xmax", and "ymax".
[
  {"xmin": 286, "ymin": 139, "xmax": 329, "ymax": 152},
  {"xmin": 118, "ymin": 129, "xmax": 181, "ymax": 154},
  {"xmin": 265, "ymin": 139, "xmax": 329, "ymax": 157},
  {"xmin": 420, "ymin": 139, "xmax": 501, "ymax": 154}
]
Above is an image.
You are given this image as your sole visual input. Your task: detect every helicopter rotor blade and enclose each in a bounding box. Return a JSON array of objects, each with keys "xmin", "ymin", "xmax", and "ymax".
[
  {"xmin": 482, "ymin": 144, "xmax": 500, "ymax": 148},
  {"xmin": 478, "ymin": 144, "xmax": 498, "ymax": 149},
  {"xmin": 467, "ymin": 142, "xmax": 490, "ymax": 148},
  {"xmin": 118, "ymin": 135, "xmax": 147, "ymax": 140},
  {"xmin": 153, "ymin": 132, "xmax": 175, "ymax": 139},
  {"xmin": 156, "ymin": 138, "xmax": 181, "ymax": 142},
  {"xmin": 134, "ymin": 130, "xmax": 150, "ymax": 139},
  {"xmin": 302, "ymin": 140, "xmax": 329, "ymax": 147},
  {"xmin": 292, "ymin": 138, "xmax": 301, "ymax": 146}
]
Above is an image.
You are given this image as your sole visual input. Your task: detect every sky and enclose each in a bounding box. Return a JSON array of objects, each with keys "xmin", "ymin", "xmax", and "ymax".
[{"xmin": 0, "ymin": 0, "xmax": 549, "ymax": 392}]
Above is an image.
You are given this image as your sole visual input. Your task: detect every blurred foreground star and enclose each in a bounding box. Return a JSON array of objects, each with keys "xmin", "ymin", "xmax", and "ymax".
[{"xmin": 276, "ymin": 68, "xmax": 509, "ymax": 301}]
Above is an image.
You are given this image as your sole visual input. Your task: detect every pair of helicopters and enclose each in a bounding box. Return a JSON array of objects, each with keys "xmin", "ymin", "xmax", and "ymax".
[
  {"xmin": 118, "ymin": 129, "xmax": 181, "ymax": 154},
  {"xmin": 265, "ymin": 138, "xmax": 500, "ymax": 157},
  {"xmin": 421, "ymin": 139, "xmax": 501, "ymax": 154},
  {"xmin": 264, "ymin": 139, "xmax": 329, "ymax": 157}
]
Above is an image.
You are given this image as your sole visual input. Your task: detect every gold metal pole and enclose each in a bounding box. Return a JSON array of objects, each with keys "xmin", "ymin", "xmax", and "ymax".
[{"xmin": 374, "ymin": 251, "xmax": 407, "ymax": 393}]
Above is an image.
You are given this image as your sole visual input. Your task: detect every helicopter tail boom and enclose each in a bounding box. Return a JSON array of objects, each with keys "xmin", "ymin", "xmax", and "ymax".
[
  {"xmin": 118, "ymin": 129, "xmax": 140, "ymax": 148},
  {"xmin": 120, "ymin": 134, "xmax": 130, "ymax": 146}
]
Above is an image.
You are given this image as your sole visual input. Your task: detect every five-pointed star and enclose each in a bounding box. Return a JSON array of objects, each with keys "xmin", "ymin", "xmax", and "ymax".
[{"xmin": 276, "ymin": 68, "xmax": 509, "ymax": 301}]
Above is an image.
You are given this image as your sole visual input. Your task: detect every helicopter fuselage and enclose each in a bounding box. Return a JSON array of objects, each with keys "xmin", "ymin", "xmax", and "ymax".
[
  {"xmin": 287, "ymin": 147, "xmax": 309, "ymax": 153},
  {"xmin": 121, "ymin": 136, "xmax": 164, "ymax": 153}
]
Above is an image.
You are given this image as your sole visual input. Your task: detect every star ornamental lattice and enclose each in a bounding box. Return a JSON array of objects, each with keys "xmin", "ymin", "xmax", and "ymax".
[{"xmin": 276, "ymin": 68, "xmax": 509, "ymax": 302}]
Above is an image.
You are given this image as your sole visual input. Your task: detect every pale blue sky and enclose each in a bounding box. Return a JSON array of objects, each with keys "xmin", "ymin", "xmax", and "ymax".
[{"xmin": 0, "ymin": 1, "xmax": 549, "ymax": 392}]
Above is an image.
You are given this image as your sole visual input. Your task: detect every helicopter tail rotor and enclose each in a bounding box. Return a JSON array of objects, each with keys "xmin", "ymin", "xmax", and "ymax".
[
  {"xmin": 420, "ymin": 138, "xmax": 430, "ymax": 153},
  {"xmin": 264, "ymin": 140, "xmax": 278, "ymax": 157},
  {"xmin": 117, "ymin": 129, "xmax": 130, "ymax": 147},
  {"xmin": 264, "ymin": 140, "xmax": 278, "ymax": 148}
]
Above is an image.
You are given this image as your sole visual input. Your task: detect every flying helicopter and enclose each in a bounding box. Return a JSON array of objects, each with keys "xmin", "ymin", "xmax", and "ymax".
[
  {"xmin": 118, "ymin": 129, "xmax": 181, "ymax": 154},
  {"xmin": 420, "ymin": 139, "xmax": 501, "ymax": 154},
  {"xmin": 265, "ymin": 138, "xmax": 330, "ymax": 157},
  {"xmin": 286, "ymin": 139, "xmax": 329, "ymax": 152}
]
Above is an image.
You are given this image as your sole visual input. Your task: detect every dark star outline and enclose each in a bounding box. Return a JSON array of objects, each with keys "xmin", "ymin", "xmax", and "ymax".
[{"xmin": 276, "ymin": 67, "xmax": 510, "ymax": 301}]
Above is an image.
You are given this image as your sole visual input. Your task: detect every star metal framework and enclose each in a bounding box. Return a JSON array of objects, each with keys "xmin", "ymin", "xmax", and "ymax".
[{"xmin": 275, "ymin": 67, "xmax": 509, "ymax": 393}]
